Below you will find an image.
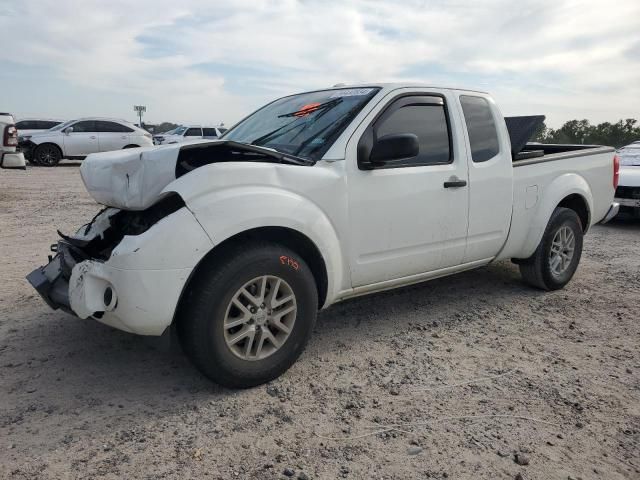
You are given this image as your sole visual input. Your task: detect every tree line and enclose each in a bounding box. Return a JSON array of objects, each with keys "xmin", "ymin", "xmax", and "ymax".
[{"xmin": 532, "ymin": 119, "xmax": 640, "ymax": 148}]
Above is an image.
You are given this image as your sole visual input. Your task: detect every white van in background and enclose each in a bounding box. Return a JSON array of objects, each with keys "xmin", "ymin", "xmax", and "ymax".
[
  {"xmin": 153, "ymin": 125, "xmax": 227, "ymax": 145},
  {"xmin": 0, "ymin": 112, "xmax": 26, "ymax": 170}
]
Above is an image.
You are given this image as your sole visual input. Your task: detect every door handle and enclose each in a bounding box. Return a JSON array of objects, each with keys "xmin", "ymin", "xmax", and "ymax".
[
  {"xmin": 89, "ymin": 136, "xmax": 97, "ymax": 139},
  {"xmin": 443, "ymin": 177, "xmax": 467, "ymax": 188}
]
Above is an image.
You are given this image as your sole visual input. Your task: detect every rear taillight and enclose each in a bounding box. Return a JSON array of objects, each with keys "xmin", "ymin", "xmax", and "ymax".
[
  {"xmin": 3, "ymin": 124, "xmax": 18, "ymax": 147},
  {"xmin": 613, "ymin": 154, "xmax": 620, "ymax": 189}
]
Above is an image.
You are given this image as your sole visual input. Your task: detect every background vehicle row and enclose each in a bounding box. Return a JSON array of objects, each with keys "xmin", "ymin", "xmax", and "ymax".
[
  {"xmin": 153, "ymin": 125, "xmax": 227, "ymax": 145},
  {"xmin": 20, "ymin": 118, "xmax": 153, "ymax": 166}
]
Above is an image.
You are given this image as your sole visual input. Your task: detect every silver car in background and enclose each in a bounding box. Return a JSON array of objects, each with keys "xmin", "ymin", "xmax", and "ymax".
[{"xmin": 615, "ymin": 141, "xmax": 640, "ymax": 218}]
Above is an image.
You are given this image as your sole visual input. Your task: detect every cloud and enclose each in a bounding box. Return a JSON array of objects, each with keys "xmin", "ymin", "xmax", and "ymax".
[{"xmin": 1, "ymin": 0, "xmax": 638, "ymax": 126}]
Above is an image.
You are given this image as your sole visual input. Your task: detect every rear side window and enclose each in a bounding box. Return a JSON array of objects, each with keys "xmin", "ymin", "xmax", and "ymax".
[
  {"xmin": 372, "ymin": 96, "xmax": 451, "ymax": 166},
  {"xmin": 460, "ymin": 95, "xmax": 500, "ymax": 162},
  {"xmin": 202, "ymin": 128, "xmax": 218, "ymax": 137},
  {"xmin": 96, "ymin": 121, "xmax": 134, "ymax": 133},
  {"xmin": 185, "ymin": 128, "xmax": 202, "ymax": 137}
]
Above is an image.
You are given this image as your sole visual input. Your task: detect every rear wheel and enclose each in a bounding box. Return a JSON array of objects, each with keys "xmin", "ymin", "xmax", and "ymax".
[
  {"xmin": 177, "ymin": 242, "xmax": 318, "ymax": 388},
  {"xmin": 34, "ymin": 143, "xmax": 62, "ymax": 166},
  {"xmin": 519, "ymin": 207, "xmax": 583, "ymax": 290}
]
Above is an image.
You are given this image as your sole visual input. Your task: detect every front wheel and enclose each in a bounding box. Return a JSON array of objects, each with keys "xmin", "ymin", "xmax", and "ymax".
[
  {"xmin": 177, "ymin": 242, "xmax": 318, "ymax": 388},
  {"xmin": 519, "ymin": 207, "xmax": 584, "ymax": 290},
  {"xmin": 34, "ymin": 143, "xmax": 62, "ymax": 166}
]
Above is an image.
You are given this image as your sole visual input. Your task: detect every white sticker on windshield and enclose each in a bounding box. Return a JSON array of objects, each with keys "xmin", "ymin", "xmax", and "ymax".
[{"xmin": 329, "ymin": 88, "xmax": 374, "ymax": 98}]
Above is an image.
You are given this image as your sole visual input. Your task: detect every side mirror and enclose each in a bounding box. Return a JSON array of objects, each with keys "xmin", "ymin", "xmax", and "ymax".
[
  {"xmin": 64, "ymin": 126, "xmax": 74, "ymax": 135},
  {"xmin": 369, "ymin": 133, "xmax": 419, "ymax": 166}
]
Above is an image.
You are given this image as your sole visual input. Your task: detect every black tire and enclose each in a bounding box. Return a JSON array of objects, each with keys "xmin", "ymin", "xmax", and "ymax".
[
  {"xmin": 34, "ymin": 143, "xmax": 62, "ymax": 166},
  {"xmin": 123, "ymin": 144, "xmax": 140, "ymax": 149},
  {"xmin": 177, "ymin": 242, "xmax": 318, "ymax": 388},
  {"xmin": 519, "ymin": 207, "xmax": 583, "ymax": 290}
]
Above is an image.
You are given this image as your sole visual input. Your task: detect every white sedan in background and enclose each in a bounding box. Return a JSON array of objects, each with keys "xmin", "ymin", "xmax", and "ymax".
[
  {"xmin": 153, "ymin": 125, "xmax": 227, "ymax": 145},
  {"xmin": 615, "ymin": 141, "xmax": 640, "ymax": 218},
  {"xmin": 21, "ymin": 118, "xmax": 153, "ymax": 166}
]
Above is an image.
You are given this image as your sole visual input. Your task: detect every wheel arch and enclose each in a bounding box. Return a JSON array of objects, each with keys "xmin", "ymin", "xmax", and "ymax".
[
  {"xmin": 501, "ymin": 173, "xmax": 593, "ymax": 260},
  {"xmin": 525, "ymin": 177, "xmax": 592, "ymax": 255},
  {"xmin": 173, "ymin": 226, "xmax": 329, "ymax": 329},
  {"xmin": 557, "ymin": 193, "xmax": 590, "ymax": 233},
  {"xmin": 123, "ymin": 144, "xmax": 140, "ymax": 149}
]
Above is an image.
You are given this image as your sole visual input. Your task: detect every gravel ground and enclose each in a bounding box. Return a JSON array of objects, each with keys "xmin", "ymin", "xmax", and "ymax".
[{"xmin": 1, "ymin": 164, "xmax": 639, "ymax": 480}]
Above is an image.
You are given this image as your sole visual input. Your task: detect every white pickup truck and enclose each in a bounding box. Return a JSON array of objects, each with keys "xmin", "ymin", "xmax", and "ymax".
[{"xmin": 27, "ymin": 84, "xmax": 619, "ymax": 388}]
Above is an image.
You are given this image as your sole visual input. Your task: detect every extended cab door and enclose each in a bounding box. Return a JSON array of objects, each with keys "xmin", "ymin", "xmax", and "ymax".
[
  {"xmin": 346, "ymin": 90, "xmax": 470, "ymax": 287},
  {"xmin": 456, "ymin": 94, "xmax": 513, "ymax": 262},
  {"xmin": 63, "ymin": 120, "xmax": 100, "ymax": 156}
]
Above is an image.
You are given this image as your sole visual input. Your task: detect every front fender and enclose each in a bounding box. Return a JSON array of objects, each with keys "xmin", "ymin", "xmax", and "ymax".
[
  {"xmin": 521, "ymin": 173, "xmax": 593, "ymax": 257},
  {"xmin": 167, "ymin": 162, "xmax": 347, "ymax": 307}
]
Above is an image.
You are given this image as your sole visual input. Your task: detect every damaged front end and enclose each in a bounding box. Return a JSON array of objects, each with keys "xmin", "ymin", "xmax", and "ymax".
[
  {"xmin": 26, "ymin": 193, "xmax": 189, "ymax": 331},
  {"xmin": 26, "ymin": 139, "xmax": 314, "ymax": 334}
]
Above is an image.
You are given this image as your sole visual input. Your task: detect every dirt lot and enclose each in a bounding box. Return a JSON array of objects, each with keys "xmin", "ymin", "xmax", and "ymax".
[{"xmin": 1, "ymin": 164, "xmax": 639, "ymax": 480}]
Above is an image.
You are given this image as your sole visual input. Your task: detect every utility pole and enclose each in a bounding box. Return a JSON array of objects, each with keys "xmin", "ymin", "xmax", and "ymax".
[{"xmin": 133, "ymin": 105, "xmax": 146, "ymax": 128}]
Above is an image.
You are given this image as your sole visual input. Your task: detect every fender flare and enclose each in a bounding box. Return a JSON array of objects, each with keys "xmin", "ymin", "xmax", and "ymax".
[
  {"xmin": 181, "ymin": 186, "xmax": 346, "ymax": 307},
  {"xmin": 521, "ymin": 173, "xmax": 593, "ymax": 257}
]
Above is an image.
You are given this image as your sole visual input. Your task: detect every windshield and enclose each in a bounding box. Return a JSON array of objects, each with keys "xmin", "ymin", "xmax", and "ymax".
[{"xmin": 224, "ymin": 87, "xmax": 380, "ymax": 160}]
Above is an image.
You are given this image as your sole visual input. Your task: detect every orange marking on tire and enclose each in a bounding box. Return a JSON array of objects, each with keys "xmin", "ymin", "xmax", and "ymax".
[{"xmin": 279, "ymin": 255, "xmax": 299, "ymax": 270}]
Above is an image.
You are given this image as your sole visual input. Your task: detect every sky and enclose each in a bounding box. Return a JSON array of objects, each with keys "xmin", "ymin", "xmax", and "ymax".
[{"xmin": 1, "ymin": 0, "xmax": 639, "ymax": 128}]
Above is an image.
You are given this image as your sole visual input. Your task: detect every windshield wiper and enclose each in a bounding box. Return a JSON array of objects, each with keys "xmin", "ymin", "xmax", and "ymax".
[
  {"xmin": 293, "ymin": 102, "xmax": 361, "ymax": 157},
  {"xmin": 277, "ymin": 97, "xmax": 343, "ymax": 118},
  {"xmin": 250, "ymin": 120, "xmax": 307, "ymax": 147}
]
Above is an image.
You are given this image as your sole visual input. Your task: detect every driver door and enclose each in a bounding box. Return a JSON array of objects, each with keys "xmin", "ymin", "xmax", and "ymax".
[{"xmin": 346, "ymin": 91, "xmax": 470, "ymax": 287}]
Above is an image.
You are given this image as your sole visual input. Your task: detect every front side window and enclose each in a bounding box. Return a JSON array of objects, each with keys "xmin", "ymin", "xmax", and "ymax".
[
  {"xmin": 460, "ymin": 95, "xmax": 500, "ymax": 162},
  {"xmin": 224, "ymin": 87, "xmax": 381, "ymax": 160},
  {"xmin": 373, "ymin": 98, "xmax": 451, "ymax": 166},
  {"xmin": 71, "ymin": 121, "xmax": 97, "ymax": 133},
  {"xmin": 185, "ymin": 128, "xmax": 202, "ymax": 137},
  {"xmin": 50, "ymin": 120, "xmax": 74, "ymax": 132}
]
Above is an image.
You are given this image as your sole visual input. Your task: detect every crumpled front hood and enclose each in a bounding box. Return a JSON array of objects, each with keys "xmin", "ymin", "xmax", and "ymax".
[
  {"xmin": 79, "ymin": 141, "xmax": 314, "ymax": 210},
  {"xmin": 80, "ymin": 145, "xmax": 179, "ymax": 211}
]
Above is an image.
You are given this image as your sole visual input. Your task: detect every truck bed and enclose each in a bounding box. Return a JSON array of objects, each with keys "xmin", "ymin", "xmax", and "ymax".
[
  {"xmin": 497, "ymin": 145, "xmax": 615, "ymax": 261},
  {"xmin": 504, "ymin": 116, "xmax": 614, "ymax": 165},
  {"xmin": 513, "ymin": 144, "xmax": 615, "ymax": 165}
]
